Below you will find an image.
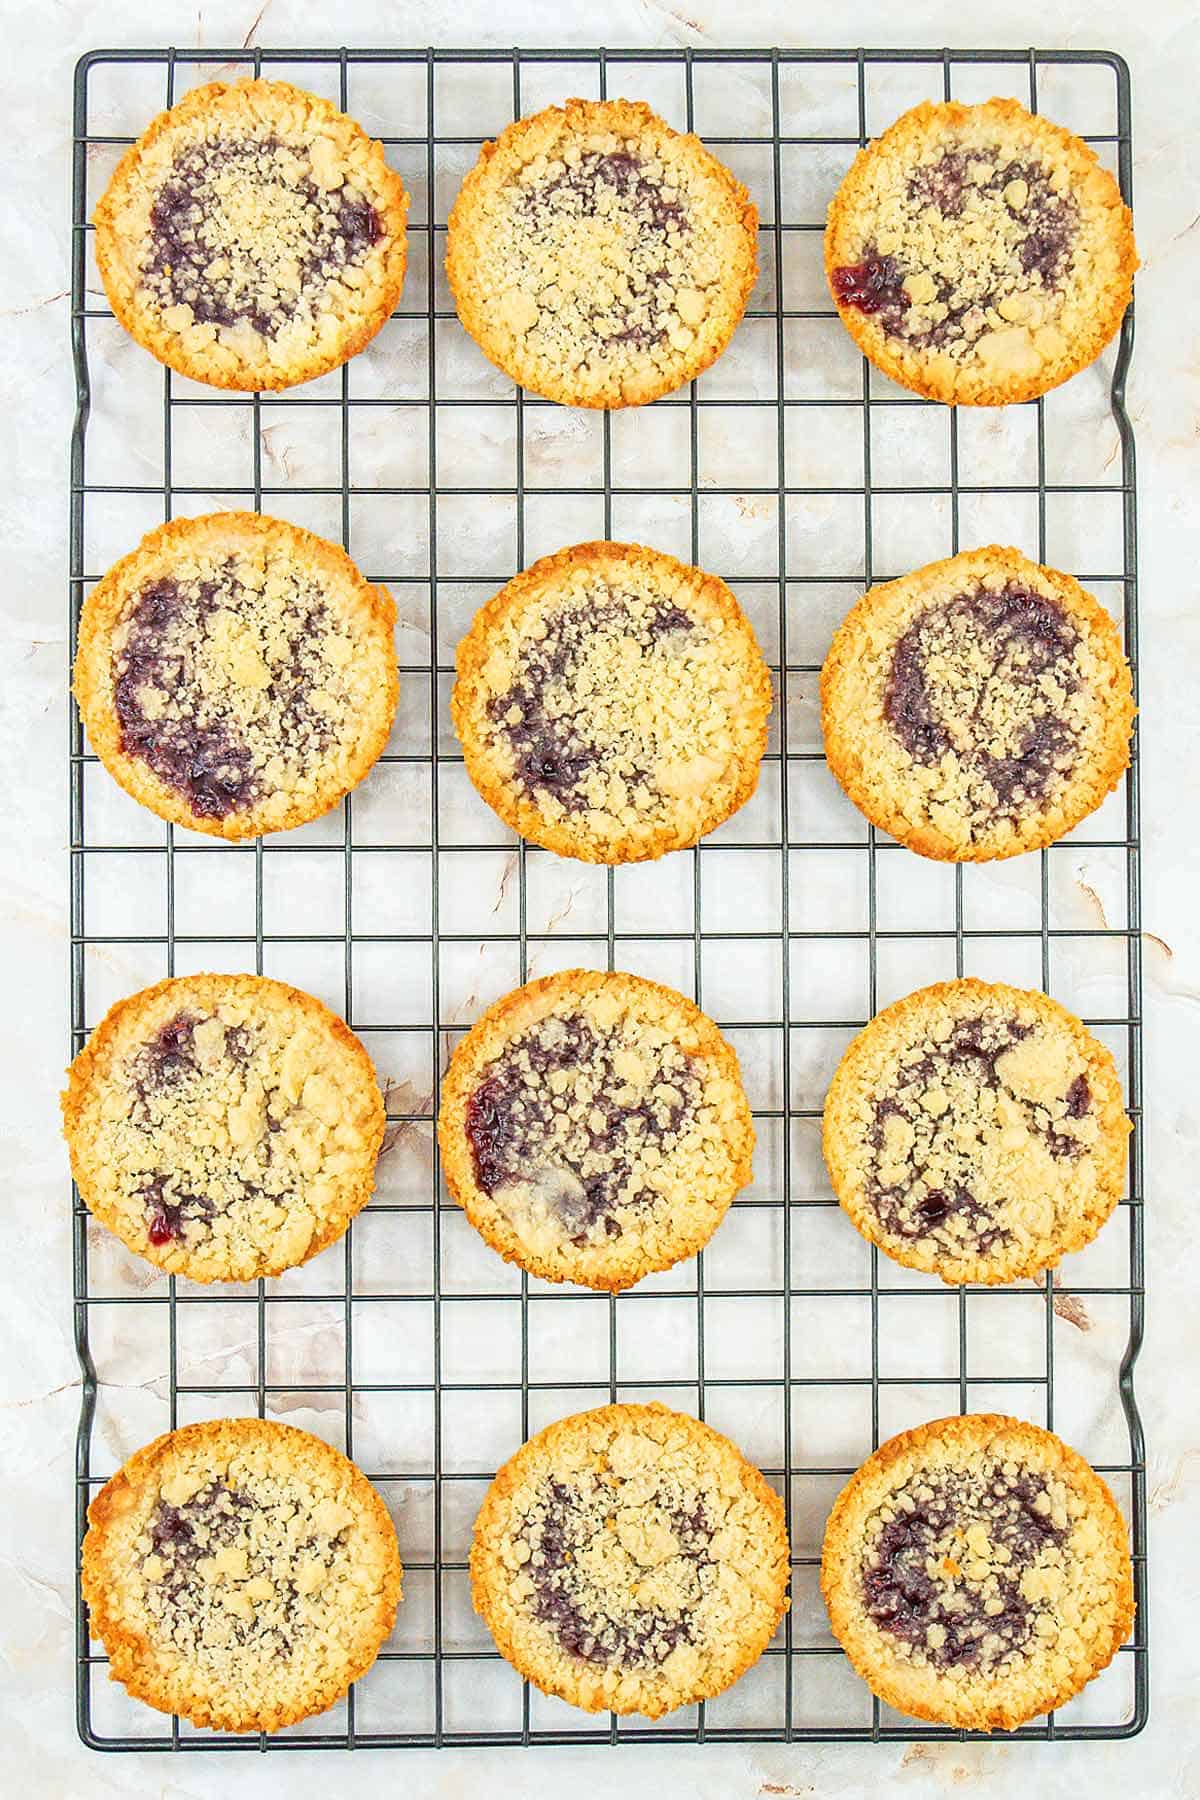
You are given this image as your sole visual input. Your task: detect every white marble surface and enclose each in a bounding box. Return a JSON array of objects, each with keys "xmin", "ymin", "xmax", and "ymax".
[{"xmin": 2, "ymin": 0, "xmax": 1198, "ymax": 1795}]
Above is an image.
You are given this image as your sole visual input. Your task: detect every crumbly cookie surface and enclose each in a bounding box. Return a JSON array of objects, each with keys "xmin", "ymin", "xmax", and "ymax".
[
  {"xmin": 452, "ymin": 541, "xmax": 772, "ymax": 864},
  {"xmin": 446, "ymin": 98, "xmax": 758, "ymax": 407},
  {"xmin": 438, "ymin": 970, "xmax": 754, "ymax": 1290},
  {"xmin": 825, "ymin": 99, "xmax": 1136, "ymax": 405},
  {"xmin": 821, "ymin": 1414, "xmax": 1133, "ymax": 1730},
  {"xmin": 471, "ymin": 1403, "xmax": 789, "ymax": 1717},
  {"xmin": 74, "ymin": 512, "xmax": 398, "ymax": 840},
  {"xmin": 63, "ymin": 973, "xmax": 385, "ymax": 1283},
  {"xmin": 820, "ymin": 546, "xmax": 1134, "ymax": 862},
  {"xmin": 82, "ymin": 1418, "xmax": 401, "ymax": 1732},
  {"xmin": 94, "ymin": 79, "xmax": 409, "ymax": 390},
  {"xmin": 823, "ymin": 979, "xmax": 1129, "ymax": 1285}
]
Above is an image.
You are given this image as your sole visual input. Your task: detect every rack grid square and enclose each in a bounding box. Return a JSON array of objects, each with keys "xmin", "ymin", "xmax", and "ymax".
[{"xmin": 70, "ymin": 43, "xmax": 1147, "ymax": 1750}]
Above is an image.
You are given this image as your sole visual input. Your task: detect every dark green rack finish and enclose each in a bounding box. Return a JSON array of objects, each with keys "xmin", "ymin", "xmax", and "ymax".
[{"xmin": 70, "ymin": 43, "xmax": 1146, "ymax": 1750}]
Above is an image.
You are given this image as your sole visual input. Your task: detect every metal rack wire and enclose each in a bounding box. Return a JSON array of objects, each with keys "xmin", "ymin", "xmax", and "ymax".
[{"xmin": 70, "ymin": 44, "xmax": 1147, "ymax": 1750}]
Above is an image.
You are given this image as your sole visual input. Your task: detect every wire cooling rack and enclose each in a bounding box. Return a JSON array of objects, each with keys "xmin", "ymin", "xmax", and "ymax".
[{"xmin": 69, "ymin": 43, "xmax": 1147, "ymax": 1751}]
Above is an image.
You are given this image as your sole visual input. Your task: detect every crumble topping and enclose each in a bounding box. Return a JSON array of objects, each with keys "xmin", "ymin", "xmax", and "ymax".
[
  {"xmin": 513, "ymin": 1473, "xmax": 715, "ymax": 1670},
  {"xmin": 825, "ymin": 100, "xmax": 1136, "ymax": 398},
  {"xmin": 464, "ymin": 1001, "xmax": 704, "ymax": 1252},
  {"xmin": 819, "ymin": 549, "xmax": 1134, "ymax": 861},
  {"xmin": 138, "ymin": 1470, "xmax": 359, "ymax": 1664},
  {"xmin": 824, "ymin": 981, "xmax": 1129, "ymax": 1284},
  {"xmin": 67, "ymin": 978, "xmax": 382, "ymax": 1282},
  {"xmin": 105, "ymin": 532, "xmax": 391, "ymax": 828},
  {"xmin": 832, "ymin": 148, "xmax": 1079, "ymax": 373},
  {"xmin": 441, "ymin": 970, "xmax": 754, "ymax": 1290},
  {"xmin": 861, "ymin": 1003, "xmax": 1099, "ymax": 1260},
  {"xmin": 861, "ymin": 1457, "xmax": 1071, "ymax": 1672},
  {"xmin": 95, "ymin": 80, "xmax": 408, "ymax": 388},
  {"xmin": 144, "ymin": 132, "xmax": 382, "ymax": 347},
  {"xmin": 822, "ymin": 1417, "xmax": 1134, "ymax": 1731},
  {"xmin": 447, "ymin": 100, "xmax": 757, "ymax": 406},
  {"xmin": 458, "ymin": 548, "xmax": 771, "ymax": 860},
  {"xmin": 474, "ymin": 1405, "xmax": 790, "ymax": 1716},
  {"xmin": 82, "ymin": 1420, "xmax": 400, "ymax": 1732},
  {"xmin": 882, "ymin": 581, "xmax": 1084, "ymax": 830}
]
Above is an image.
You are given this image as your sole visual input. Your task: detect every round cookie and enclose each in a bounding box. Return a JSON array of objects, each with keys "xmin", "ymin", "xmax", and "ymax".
[
  {"xmin": 446, "ymin": 98, "xmax": 758, "ymax": 407},
  {"xmin": 822, "ymin": 979, "xmax": 1130, "ymax": 1285},
  {"xmin": 94, "ymin": 79, "xmax": 409, "ymax": 391},
  {"xmin": 437, "ymin": 969, "xmax": 754, "ymax": 1291},
  {"xmin": 820, "ymin": 546, "xmax": 1134, "ymax": 862},
  {"xmin": 825, "ymin": 98, "xmax": 1136, "ymax": 405},
  {"xmin": 452, "ymin": 540, "xmax": 772, "ymax": 864},
  {"xmin": 82, "ymin": 1418, "xmax": 401, "ymax": 1732},
  {"xmin": 74, "ymin": 512, "xmax": 398, "ymax": 840},
  {"xmin": 63, "ymin": 973, "xmax": 385, "ymax": 1283},
  {"xmin": 471, "ymin": 1402, "xmax": 789, "ymax": 1718},
  {"xmin": 821, "ymin": 1414, "xmax": 1134, "ymax": 1730}
]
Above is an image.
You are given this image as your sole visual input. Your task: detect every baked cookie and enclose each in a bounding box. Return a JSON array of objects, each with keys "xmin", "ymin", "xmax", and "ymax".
[
  {"xmin": 438, "ymin": 969, "xmax": 753, "ymax": 1291},
  {"xmin": 82, "ymin": 1418, "xmax": 401, "ymax": 1732},
  {"xmin": 820, "ymin": 546, "xmax": 1134, "ymax": 861},
  {"xmin": 822, "ymin": 979, "xmax": 1129, "ymax": 1285},
  {"xmin": 825, "ymin": 98, "xmax": 1136, "ymax": 405},
  {"xmin": 821, "ymin": 1414, "xmax": 1133, "ymax": 1730},
  {"xmin": 452, "ymin": 541, "xmax": 772, "ymax": 864},
  {"xmin": 74, "ymin": 512, "xmax": 398, "ymax": 840},
  {"xmin": 63, "ymin": 973, "xmax": 385, "ymax": 1283},
  {"xmin": 471, "ymin": 1403, "xmax": 789, "ymax": 1717},
  {"xmin": 446, "ymin": 98, "xmax": 758, "ymax": 407},
  {"xmin": 94, "ymin": 79, "xmax": 408, "ymax": 390}
]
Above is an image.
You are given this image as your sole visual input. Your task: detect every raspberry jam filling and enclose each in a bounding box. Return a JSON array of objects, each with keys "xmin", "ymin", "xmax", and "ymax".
[
  {"xmin": 884, "ymin": 583, "xmax": 1082, "ymax": 817},
  {"xmin": 864, "ymin": 1013, "xmax": 1095, "ymax": 1252},
  {"xmin": 486, "ymin": 594, "xmax": 697, "ymax": 813},
  {"xmin": 113, "ymin": 568, "xmax": 334, "ymax": 820},
  {"xmin": 145, "ymin": 134, "xmax": 382, "ymax": 336},
  {"xmin": 143, "ymin": 1176, "xmax": 216, "ymax": 1246},
  {"xmin": 464, "ymin": 1010, "xmax": 700, "ymax": 1245},
  {"xmin": 861, "ymin": 1463, "xmax": 1067, "ymax": 1670},
  {"xmin": 135, "ymin": 1011, "xmax": 199, "ymax": 1090},
  {"xmin": 832, "ymin": 149, "xmax": 1080, "ymax": 349},
  {"xmin": 522, "ymin": 1475, "xmax": 713, "ymax": 1669},
  {"xmin": 830, "ymin": 254, "xmax": 908, "ymax": 321}
]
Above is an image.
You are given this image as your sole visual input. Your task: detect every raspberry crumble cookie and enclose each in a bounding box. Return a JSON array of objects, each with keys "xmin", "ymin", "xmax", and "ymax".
[
  {"xmin": 471, "ymin": 1403, "xmax": 789, "ymax": 1717},
  {"xmin": 452, "ymin": 541, "xmax": 772, "ymax": 863},
  {"xmin": 446, "ymin": 98, "xmax": 758, "ymax": 407},
  {"xmin": 438, "ymin": 969, "xmax": 754, "ymax": 1290},
  {"xmin": 825, "ymin": 98, "xmax": 1136, "ymax": 405},
  {"xmin": 820, "ymin": 546, "xmax": 1133, "ymax": 861},
  {"xmin": 95, "ymin": 79, "xmax": 409, "ymax": 390},
  {"xmin": 63, "ymin": 973, "xmax": 385, "ymax": 1283},
  {"xmin": 83, "ymin": 1418, "xmax": 401, "ymax": 1731},
  {"xmin": 823, "ymin": 979, "xmax": 1129, "ymax": 1285},
  {"xmin": 74, "ymin": 512, "xmax": 398, "ymax": 840},
  {"xmin": 821, "ymin": 1414, "xmax": 1133, "ymax": 1730}
]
